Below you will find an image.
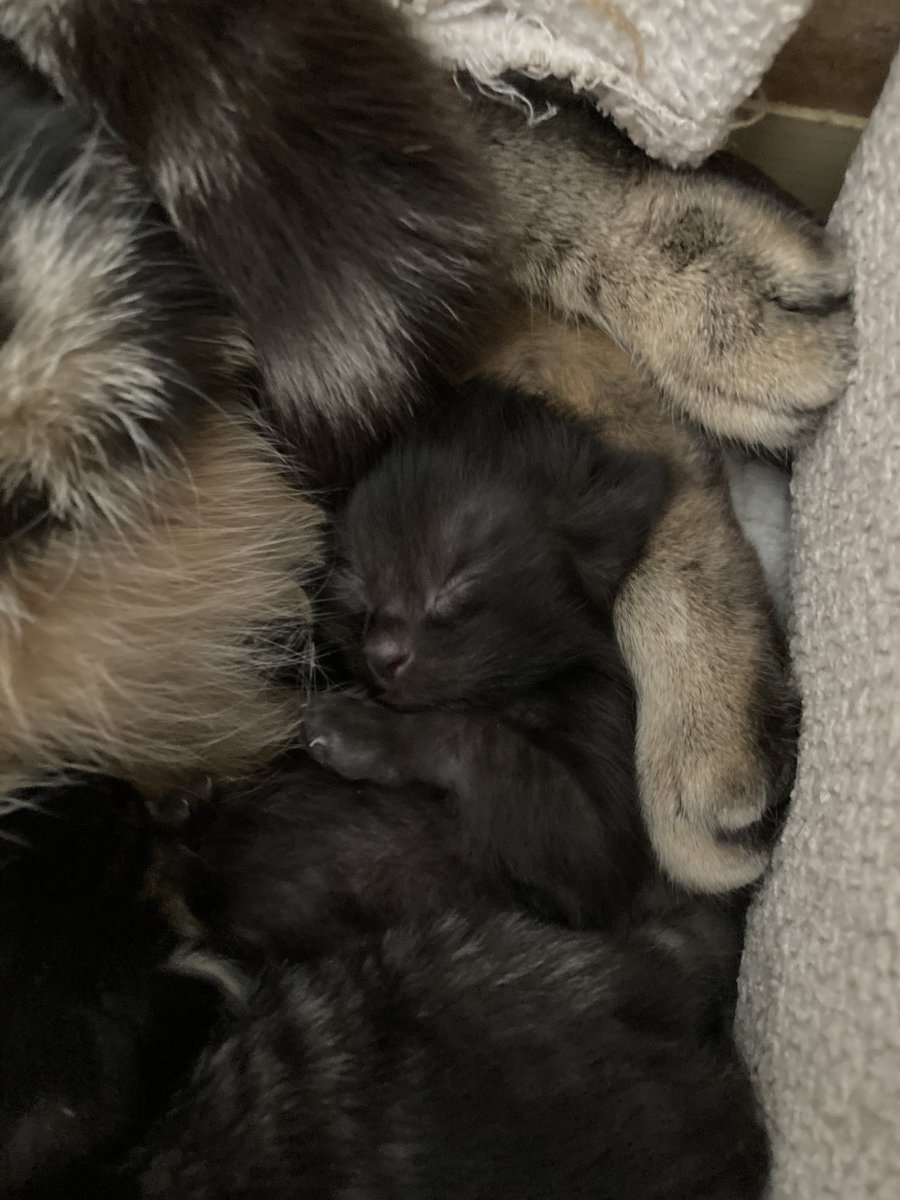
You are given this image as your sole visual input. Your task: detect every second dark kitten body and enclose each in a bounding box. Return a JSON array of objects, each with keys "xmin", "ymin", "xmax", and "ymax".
[
  {"xmin": 183, "ymin": 756, "xmax": 516, "ymax": 961},
  {"xmin": 5, "ymin": 781, "xmax": 763, "ymax": 1200},
  {"xmin": 132, "ymin": 910, "xmax": 766, "ymax": 1200},
  {"xmin": 0, "ymin": 778, "xmax": 223, "ymax": 1196},
  {"xmin": 300, "ymin": 380, "xmax": 670, "ymax": 927}
]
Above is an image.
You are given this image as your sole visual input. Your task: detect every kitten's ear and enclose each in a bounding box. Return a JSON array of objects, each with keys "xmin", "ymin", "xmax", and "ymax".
[{"xmin": 560, "ymin": 448, "xmax": 669, "ymax": 602}]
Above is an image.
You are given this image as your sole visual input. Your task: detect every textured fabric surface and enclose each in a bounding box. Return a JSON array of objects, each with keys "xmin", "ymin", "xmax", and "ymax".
[
  {"xmin": 394, "ymin": 0, "xmax": 812, "ymax": 165},
  {"xmin": 737, "ymin": 51, "xmax": 900, "ymax": 1200}
]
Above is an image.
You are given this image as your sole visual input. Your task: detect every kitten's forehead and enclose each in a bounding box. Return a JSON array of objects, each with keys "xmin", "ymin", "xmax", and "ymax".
[
  {"xmin": 341, "ymin": 449, "xmax": 541, "ymax": 613},
  {"xmin": 433, "ymin": 481, "xmax": 524, "ymax": 556}
]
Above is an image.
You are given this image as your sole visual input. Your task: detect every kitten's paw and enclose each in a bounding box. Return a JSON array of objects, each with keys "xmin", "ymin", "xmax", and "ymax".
[
  {"xmin": 303, "ymin": 694, "xmax": 416, "ymax": 787},
  {"xmin": 630, "ymin": 181, "xmax": 855, "ymax": 450},
  {"xmin": 148, "ymin": 775, "xmax": 216, "ymax": 829}
]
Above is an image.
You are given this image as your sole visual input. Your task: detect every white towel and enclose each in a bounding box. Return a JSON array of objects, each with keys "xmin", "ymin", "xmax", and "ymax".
[{"xmin": 394, "ymin": 0, "xmax": 812, "ymax": 165}]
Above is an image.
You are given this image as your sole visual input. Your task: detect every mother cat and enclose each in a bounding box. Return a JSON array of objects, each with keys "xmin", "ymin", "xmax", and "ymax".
[{"xmin": 0, "ymin": 0, "xmax": 852, "ymax": 890}]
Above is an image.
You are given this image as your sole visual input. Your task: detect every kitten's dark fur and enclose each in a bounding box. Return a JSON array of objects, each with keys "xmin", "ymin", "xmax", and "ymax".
[
  {"xmin": 132, "ymin": 907, "xmax": 766, "ymax": 1200},
  {"xmin": 303, "ymin": 380, "xmax": 669, "ymax": 926},
  {"xmin": 1, "ymin": 774, "xmax": 765, "ymax": 1199},
  {"xmin": 179, "ymin": 371, "xmax": 671, "ymax": 955},
  {"xmin": 0, "ymin": 773, "xmax": 765, "ymax": 1200},
  {"xmin": 183, "ymin": 756, "xmax": 519, "ymax": 961},
  {"xmin": 182, "ymin": 757, "xmax": 751, "ymax": 988}
]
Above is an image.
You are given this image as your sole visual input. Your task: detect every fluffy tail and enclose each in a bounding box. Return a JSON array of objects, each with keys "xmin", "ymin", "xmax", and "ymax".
[{"xmin": 0, "ymin": 0, "xmax": 494, "ymax": 468}]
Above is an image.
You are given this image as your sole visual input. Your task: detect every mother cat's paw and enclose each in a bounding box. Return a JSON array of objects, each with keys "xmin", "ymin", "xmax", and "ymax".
[
  {"xmin": 637, "ymin": 726, "xmax": 791, "ymax": 893},
  {"xmin": 623, "ymin": 177, "xmax": 855, "ymax": 450},
  {"xmin": 303, "ymin": 694, "xmax": 418, "ymax": 787}
]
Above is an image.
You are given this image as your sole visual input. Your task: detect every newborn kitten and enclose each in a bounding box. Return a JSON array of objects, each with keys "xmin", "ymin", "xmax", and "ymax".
[
  {"xmin": 181, "ymin": 757, "xmax": 756, "ymax": 1000},
  {"xmin": 128, "ymin": 907, "xmax": 766, "ymax": 1200},
  {"xmin": 181, "ymin": 756, "xmax": 522, "ymax": 962},
  {"xmin": 0, "ymin": 773, "xmax": 762, "ymax": 1200},
  {"xmin": 304, "ymin": 379, "xmax": 670, "ymax": 926}
]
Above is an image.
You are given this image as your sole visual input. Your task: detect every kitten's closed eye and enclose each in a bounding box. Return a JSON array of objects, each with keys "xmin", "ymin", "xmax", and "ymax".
[{"xmin": 427, "ymin": 573, "xmax": 479, "ymax": 623}]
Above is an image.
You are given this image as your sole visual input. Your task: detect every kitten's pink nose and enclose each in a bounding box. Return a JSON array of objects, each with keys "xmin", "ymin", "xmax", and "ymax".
[{"xmin": 364, "ymin": 630, "xmax": 412, "ymax": 680}]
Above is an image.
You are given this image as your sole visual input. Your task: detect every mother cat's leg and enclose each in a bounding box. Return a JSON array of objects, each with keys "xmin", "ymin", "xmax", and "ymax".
[
  {"xmin": 476, "ymin": 84, "xmax": 853, "ymax": 451},
  {"xmin": 612, "ymin": 471, "xmax": 798, "ymax": 892},
  {"xmin": 478, "ymin": 319, "xmax": 797, "ymax": 892}
]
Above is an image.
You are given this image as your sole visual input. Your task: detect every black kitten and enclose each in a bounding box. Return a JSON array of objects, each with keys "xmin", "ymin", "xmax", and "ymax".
[
  {"xmin": 129, "ymin": 908, "xmax": 766, "ymax": 1200},
  {"xmin": 0, "ymin": 776, "xmax": 766, "ymax": 1200},
  {"xmin": 304, "ymin": 380, "xmax": 670, "ymax": 925},
  {"xmin": 182, "ymin": 756, "xmax": 519, "ymax": 961}
]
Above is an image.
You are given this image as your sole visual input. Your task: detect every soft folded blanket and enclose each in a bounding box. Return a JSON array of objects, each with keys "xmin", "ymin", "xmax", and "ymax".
[{"xmin": 400, "ymin": 2, "xmax": 900, "ymax": 1194}]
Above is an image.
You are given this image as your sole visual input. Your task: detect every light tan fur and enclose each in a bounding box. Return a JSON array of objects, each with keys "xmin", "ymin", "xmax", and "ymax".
[
  {"xmin": 477, "ymin": 89, "xmax": 854, "ymax": 449},
  {"xmin": 0, "ymin": 411, "xmax": 324, "ymax": 806}
]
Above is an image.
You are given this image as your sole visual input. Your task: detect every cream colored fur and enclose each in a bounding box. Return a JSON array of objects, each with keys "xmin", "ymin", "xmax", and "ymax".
[{"xmin": 0, "ymin": 412, "xmax": 324, "ymax": 805}]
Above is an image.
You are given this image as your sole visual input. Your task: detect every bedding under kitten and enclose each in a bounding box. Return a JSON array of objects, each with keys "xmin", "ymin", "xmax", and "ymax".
[
  {"xmin": 723, "ymin": 449, "xmax": 793, "ymax": 626},
  {"xmin": 298, "ymin": 379, "xmax": 669, "ymax": 927}
]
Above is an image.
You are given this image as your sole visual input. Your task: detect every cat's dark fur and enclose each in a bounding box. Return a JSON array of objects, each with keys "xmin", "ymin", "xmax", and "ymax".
[
  {"xmin": 180, "ymin": 755, "xmax": 755, "ymax": 983},
  {"xmin": 181, "ymin": 756, "xmax": 518, "ymax": 961},
  {"xmin": 0, "ymin": 1, "xmax": 493, "ymax": 479},
  {"xmin": 129, "ymin": 907, "xmax": 765, "ymax": 1200},
  {"xmin": 299, "ymin": 381, "xmax": 669, "ymax": 927},
  {"xmin": 0, "ymin": 778, "xmax": 225, "ymax": 1196},
  {"xmin": 0, "ymin": 772, "xmax": 765, "ymax": 1199},
  {"xmin": 0, "ymin": 773, "xmax": 765, "ymax": 1200}
]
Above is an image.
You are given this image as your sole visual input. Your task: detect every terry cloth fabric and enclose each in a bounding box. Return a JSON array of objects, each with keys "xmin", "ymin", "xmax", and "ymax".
[
  {"xmin": 736, "ymin": 49, "xmax": 900, "ymax": 1200},
  {"xmin": 392, "ymin": 0, "xmax": 813, "ymax": 165}
]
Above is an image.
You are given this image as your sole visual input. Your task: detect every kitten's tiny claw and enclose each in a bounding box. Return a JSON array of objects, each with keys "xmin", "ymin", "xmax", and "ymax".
[{"xmin": 303, "ymin": 694, "xmax": 414, "ymax": 787}]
